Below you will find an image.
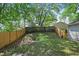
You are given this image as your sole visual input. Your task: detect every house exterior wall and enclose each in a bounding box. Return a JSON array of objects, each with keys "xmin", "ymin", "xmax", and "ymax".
[{"xmin": 68, "ymin": 25, "xmax": 79, "ymax": 41}]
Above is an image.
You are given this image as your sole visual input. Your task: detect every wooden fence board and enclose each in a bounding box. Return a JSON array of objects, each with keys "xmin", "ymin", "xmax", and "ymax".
[
  {"xmin": 0, "ymin": 27, "xmax": 55, "ymax": 49},
  {"xmin": 0, "ymin": 32, "xmax": 9, "ymax": 49},
  {"xmin": 0, "ymin": 28, "xmax": 26, "ymax": 49},
  {"xmin": 10, "ymin": 31, "xmax": 17, "ymax": 43},
  {"xmin": 17, "ymin": 30, "xmax": 22, "ymax": 39}
]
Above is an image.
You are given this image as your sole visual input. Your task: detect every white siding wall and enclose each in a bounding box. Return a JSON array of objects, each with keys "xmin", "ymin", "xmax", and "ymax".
[{"xmin": 68, "ymin": 25, "xmax": 79, "ymax": 41}]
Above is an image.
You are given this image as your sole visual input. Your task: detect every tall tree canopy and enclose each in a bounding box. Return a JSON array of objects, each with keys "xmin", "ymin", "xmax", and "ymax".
[
  {"xmin": 0, "ymin": 3, "xmax": 58, "ymax": 32},
  {"xmin": 61, "ymin": 4, "xmax": 79, "ymax": 22},
  {"xmin": 1, "ymin": 3, "xmax": 79, "ymax": 32}
]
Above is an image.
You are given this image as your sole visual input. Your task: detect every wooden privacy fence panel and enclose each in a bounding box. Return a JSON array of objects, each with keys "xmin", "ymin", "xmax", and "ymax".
[
  {"xmin": 17, "ymin": 28, "xmax": 25, "ymax": 39},
  {"xmin": 0, "ymin": 28, "xmax": 26, "ymax": 49},
  {"xmin": 10, "ymin": 31, "xmax": 17, "ymax": 43},
  {"xmin": 0, "ymin": 27, "xmax": 55, "ymax": 49},
  {"xmin": 0, "ymin": 32, "xmax": 9, "ymax": 49},
  {"xmin": 55, "ymin": 27, "xmax": 68, "ymax": 39},
  {"xmin": 17, "ymin": 30, "xmax": 21, "ymax": 39}
]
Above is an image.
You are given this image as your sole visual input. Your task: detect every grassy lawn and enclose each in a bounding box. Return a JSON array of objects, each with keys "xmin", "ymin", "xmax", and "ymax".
[{"xmin": 0, "ymin": 32, "xmax": 79, "ymax": 56}]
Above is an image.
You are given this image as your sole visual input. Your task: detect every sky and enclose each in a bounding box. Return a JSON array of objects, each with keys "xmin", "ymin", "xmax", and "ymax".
[{"xmin": 52, "ymin": 4, "xmax": 70, "ymax": 24}]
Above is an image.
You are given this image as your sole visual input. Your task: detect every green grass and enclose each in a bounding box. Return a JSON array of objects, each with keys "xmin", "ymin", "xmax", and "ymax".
[{"xmin": 0, "ymin": 32, "xmax": 79, "ymax": 56}]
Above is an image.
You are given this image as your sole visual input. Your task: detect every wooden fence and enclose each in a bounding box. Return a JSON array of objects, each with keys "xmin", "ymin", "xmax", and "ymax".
[
  {"xmin": 0, "ymin": 28, "xmax": 25, "ymax": 49},
  {"xmin": 55, "ymin": 27, "xmax": 68, "ymax": 39},
  {"xmin": 0, "ymin": 26, "xmax": 57, "ymax": 49}
]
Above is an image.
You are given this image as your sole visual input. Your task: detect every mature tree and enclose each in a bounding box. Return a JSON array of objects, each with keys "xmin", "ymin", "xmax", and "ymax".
[
  {"xmin": 0, "ymin": 3, "xmax": 59, "ymax": 31},
  {"xmin": 61, "ymin": 3, "xmax": 79, "ymax": 22},
  {"xmin": 25, "ymin": 4, "xmax": 58, "ymax": 27}
]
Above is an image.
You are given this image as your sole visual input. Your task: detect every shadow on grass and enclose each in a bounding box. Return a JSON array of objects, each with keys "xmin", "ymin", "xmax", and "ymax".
[{"xmin": 1, "ymin": 32, "xmax": 79, "ymax": 56}]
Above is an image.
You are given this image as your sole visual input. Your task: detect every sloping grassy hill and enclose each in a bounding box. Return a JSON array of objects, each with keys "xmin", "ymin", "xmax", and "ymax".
[{"xmin": 0, "ymin": 33, "xmax": 79, "ymax": 56}]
